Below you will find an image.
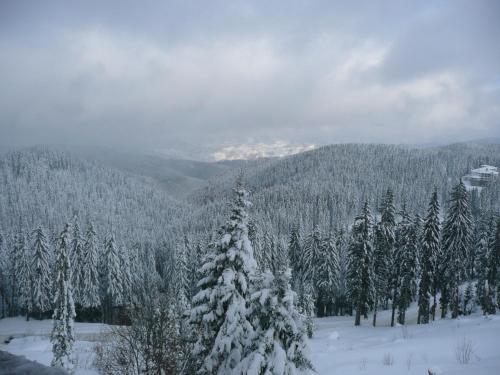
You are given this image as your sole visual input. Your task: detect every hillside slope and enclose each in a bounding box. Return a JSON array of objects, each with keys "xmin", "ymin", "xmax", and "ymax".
[
  {"xmin": 0, "ymin": 147, "xmax": 189, "ymax": 246},
  {"xmin": 188, "ymin": 143, "xmax": 500, "ymax": 237}
]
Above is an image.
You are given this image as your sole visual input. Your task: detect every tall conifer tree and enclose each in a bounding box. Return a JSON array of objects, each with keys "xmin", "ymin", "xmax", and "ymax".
[
  {"xmin": 31, "ymin": 226, "xmax": 52, "ymax": 317},
  {"xmin": 440, "ymin": 181, "xmax": 472, "ymax": 318},
  {"xmin": 417, "ymin": 191, "xmax": 440, "ymax": 323},
  {"xmin": 372, "ymin": 189, "xmax": 395, "ymax": 326},
  {"xmin": 189, "ymin": 179, "xmax": 257, "ymax": 374},
  {"xmin": 51, "ymin": 223, "xmax": 76, "ymax": 371},
  {"xmin": 347, "ymin": 201, "xmax": 373, "ymax": 326}
]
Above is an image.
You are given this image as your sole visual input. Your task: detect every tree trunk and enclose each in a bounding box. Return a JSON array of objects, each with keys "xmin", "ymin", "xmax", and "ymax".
[
  {"xmin": 354, "ymin": 303, "xmax": 361, "ymax": 326},
  {"xmin": 432, "ymin": 292, "xmax": 437, "ymax": 321}
]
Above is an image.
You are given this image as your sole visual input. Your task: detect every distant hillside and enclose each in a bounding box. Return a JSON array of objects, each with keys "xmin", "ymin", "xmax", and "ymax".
[
  {"xmin": 0, "ymin": 147, "xmax": 189, "ymax": 247},
  {"xmin": 55, "ymin": 145, "xmax": 239, "ymax": 199},
  {"xmin": 1, "ymin": 142, "xmax": 498, "ymax": 253},
  {"xmin": 187, "ymin": 143, "xmax": 500, "ymax": 238}
]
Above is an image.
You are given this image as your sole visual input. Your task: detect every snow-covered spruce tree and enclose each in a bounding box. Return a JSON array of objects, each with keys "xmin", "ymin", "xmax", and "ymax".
[
  {"xmin": 335, "ymin": 227, "xmax": 350, "ymax": 316},
  {"xmin": 81, "ymin": 222, "xmax": 100, "ymax": 309},
  {"xmin": 102, "ymin": 235, "xmax": 123, "ymax": 323},
  {"xmin": 297, "ymin": 282, "xmax": 315, "ymax": 339},
  {"xmin": 262, "ymin": 230, "xmax": 289, "ymax": 276},
  {"xmin": 397, "ymin": 216, "xmax": 418, "ymax": 325},
  {"xmin": 476, "ymin": 217, "xmax": 500, "ymax": 315},
  {"xmin": 51, "ymin": 223, "xmax": 76, "ymax": 371},
  {"xmin": 316, "ymin": 232, "xmax": 339, "ymax": 317},
  {"xmin": 288, "ymin": 223, "xmax": 314, "ymax": 333},
  {"xmin": 302, "ymin": 224, "xmax": 325, "ymax": 314},
  {"xmin": 390, "ymin": 205, "xmax": 411, "ymax": 327},
  {"xmin": 189, "ymin": 179, "xmax": 257, "ymax": 374},
  {"xmin": 347, "ymin": 201, "xmax": 373, "ymax": 326},
  {"xmin": 288, "ymin": 223, "xmax": 302, "ymax": 291},
  {"xmin": 372, "ymin": 189, "xmax": 395, "ymax": 326},
  {"xmin": 8, "ymin": 229, "xmax": 23, "ymax": 316},
  {"xmin": 173, "ymin": 242, "xmax": 191, "ymax": 321},
  {"xmin": 440, "ymin": 181, "xmax": 472, "ymax": 319},
  {"xmin": 188, "ymin": 238, "xmax": 204, "ymax": 298},
  {"xmin": 118, "ymin": 246, "xmax": 131, "ymax": 306},
  {"xmin": 70, "ymin": 220, "xmax": 84, "ymax": 307},
  {"xmin": 31, "ymin": 226, "xmax": 52, "ymax": 318},
  {"xmin": 240, "ymin": 269, "xmax": 313, "ymax": 375},
  {"xmin": 249, "ymin": 220, "xmax": 264, "ymax": 270},
  {"xmin": 417, "ymin": 190, "xmax": 441, "ymax": 324},
  {"xmin": 16, "ymin": 229, "xmax": 32, "ymax": 320}
]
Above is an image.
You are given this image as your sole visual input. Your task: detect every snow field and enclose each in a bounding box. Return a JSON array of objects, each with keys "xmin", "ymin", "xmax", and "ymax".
[
  {"xmin": 0, "ymin": 318, "xmax": 110, "ymax": 375},
  {"xmin": 311, "ymin": 309, "xmax": 500, "ymax": 375},
  {"xmin": 1, "ymin": 310, "xmax": 500, "ymax": 375}
]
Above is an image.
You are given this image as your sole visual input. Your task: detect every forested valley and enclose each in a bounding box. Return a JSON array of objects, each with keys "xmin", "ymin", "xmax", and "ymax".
[{"xmin": 0, "ymin": 142, "xmax": 499, "ymax": 374}]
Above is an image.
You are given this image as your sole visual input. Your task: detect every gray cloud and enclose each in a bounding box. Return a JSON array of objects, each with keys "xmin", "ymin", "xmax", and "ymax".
[{"xmin": 0, "ymin": 0, "xmax": 499, "ymax": 150}]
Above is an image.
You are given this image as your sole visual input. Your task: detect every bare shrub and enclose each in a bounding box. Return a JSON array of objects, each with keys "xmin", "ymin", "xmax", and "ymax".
[
  {"xmin": 93, "ymin": 306, "xmax": 189, "ymax": 374},
  {"xmin": 382, "ymin": 353, "xmax": 394, "ymax": 366},
  {"xmin": 455, "ymin": 336, "xmax": 476, "ymax": 365}
]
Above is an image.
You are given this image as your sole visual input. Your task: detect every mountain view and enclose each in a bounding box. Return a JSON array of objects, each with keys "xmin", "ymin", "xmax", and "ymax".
[{"xmin": 1, "ymin": 1, "xmax": 499, "ymax": 374}]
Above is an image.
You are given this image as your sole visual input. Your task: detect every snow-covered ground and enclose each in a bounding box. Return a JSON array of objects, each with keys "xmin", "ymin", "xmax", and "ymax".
[
  {"xmin": 1, "ymin": 308, "xmax": 499, "ymax": 374},
  {"xmin": 311, "ymin": 305, "xmax": 500, "ymax": 375},
  {"xmin": 0, "ymin": 318, "xmax": 109, "ymax": 374}
]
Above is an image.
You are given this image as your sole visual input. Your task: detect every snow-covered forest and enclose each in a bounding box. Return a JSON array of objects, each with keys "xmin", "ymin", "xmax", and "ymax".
[{"xmin": 0, "ymin": 143, "xmax": 499, "ymax": 374}]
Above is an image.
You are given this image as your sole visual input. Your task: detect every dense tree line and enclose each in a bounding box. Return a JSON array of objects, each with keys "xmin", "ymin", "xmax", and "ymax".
[{"xmin": 271, "ymin": 180, "xmax": 499, "ymax": 328}]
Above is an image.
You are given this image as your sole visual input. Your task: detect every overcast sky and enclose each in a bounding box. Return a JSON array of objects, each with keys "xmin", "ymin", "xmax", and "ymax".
[{"xmin": 1, "ymin": 0, "xmax": 499, "ymax": 151}]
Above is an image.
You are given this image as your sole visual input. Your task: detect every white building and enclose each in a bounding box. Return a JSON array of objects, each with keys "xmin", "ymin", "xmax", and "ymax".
[{"xmin": 462, "ymin": 164, "xmax": 498, "ymax": 190}]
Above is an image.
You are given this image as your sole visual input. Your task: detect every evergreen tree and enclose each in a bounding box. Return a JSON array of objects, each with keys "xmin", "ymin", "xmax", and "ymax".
[
  {"xmin": 51, "ymin": 223, "xmax": 76, "ymax": 371},
  {"xmin": 397, "ymin": 216, "xmax": 418, "ymax": 325},
  {"xmin": 347, "ymin": 201, "xmax": 373, "ymax": 326},
  {"xmin": 188, "ymin": 238, "xmax": 204, "ymax": 298},
  {"xmin": 440, "ymin": 181, "xmax": 472, "ymax": 318},
  {"xmin": 102, "ymin": 234, "xmax": 123, "ymax": 323},
  {"xmin": 70, "ymin": 220, "xmax": 84, "ymax": 306},
  {"xmin": 288, "ymin": 223, "xmax": 302, "ymax": 290},
  {"xmin": 372, "ymin": 189, "xmax": 395, "ymax": 326},
  {"xmin": 241, "ymin": 269, "xmax": 313, "ymax": 375},
  {"xmin": 296, "ymin": 282, "xmax": 315, "ymax": 338},
  {"xmin": 31, "ymin": 226, "xmax": 52, "ymax": 317},
  {"xmin": 261, "ymin": 230, "xmax": 278, "ymax": 273},
  {"xmin": 417, "ymin": 190, "xmax": 440, "ymax": 324},
  {"xmin": 335, "ymin": 227, "xmax": 350, "ymax": 316},
  {"xmin": 316, "ymin": 232, "xmax": 339, "ymax": 317},
  {"xmin": 189, "ymin": 179, "xmax": 257, "ymax": 374},
  {"xmin": 9, "ymin": 229, "xmax": 23, "ymax": 316},
  {"xmin": 81, "ymin": 222, "xmax": 100, "ymax": 309},
  {"xmin": 16, "ymin": 230, "xmax": 32, "ymax": 319},
  {"xmin": 174, "ymin": 242, "xmax": 190, "ymax": 312},
  {"xmin": 303, "ymin": 224, "xmax": 328, "ymax": 314},
  {"xmin": 119, "ymin": 245, "xmax": 131, "ymax": 306},
  {"xmin": 104, "ymin": 235, "xmax": 123, "ymax": 306},
  {"xmin": 477, "ymin": 217, "xmax": 500, "ymax": 315},
  {"xmin": 390, "ymin": 206, "xmax": 411, "ymax": 327}
]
